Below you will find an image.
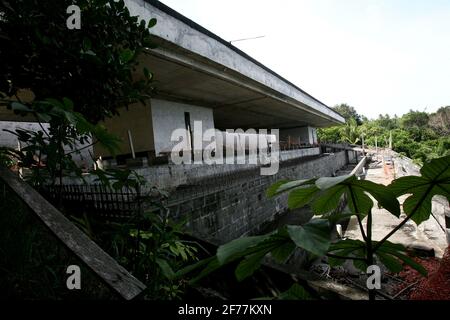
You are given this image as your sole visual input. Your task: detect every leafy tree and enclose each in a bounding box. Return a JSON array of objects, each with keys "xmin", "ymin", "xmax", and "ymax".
[
  {"xmin": 340, "ymin": 118, "xmax": 360, "ymax": 145},
  {"xmin": 318, "ymin": 105, "xmax": 448, "ymax": 164},
  {"xmin": 0, "ymin": 0, "xmax": 156, "ymax": 123},
  {"xmin": 436, "ymin": 137, "xmax": 450, "ymax": 157},
  {"xmin": 0, "ymin": 0, "xmax": 158, "ymax": 183},
  {"xmin": 0, "ymin": 0, "xmax": 202, "ymax": 300},
  {"xmin": 317, "ymin": 126, "xmax": 341, "ymax": 144},
  {"xmin": 333, "ymin": 103, "xmax": 362, "ymax": 124},
  {"xmin": 375, "ymin": 114, "xmax": 398, "ymax": 131},
  {"xmin": 401, "ymin": 110, "xmax": 429, "ymax": 130}
]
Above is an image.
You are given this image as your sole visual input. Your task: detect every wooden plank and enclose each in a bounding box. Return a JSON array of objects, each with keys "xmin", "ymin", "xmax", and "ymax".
[
  {"xmin": 350, "ymin": 156, "xmax": 367, "ymax": 177},
  {"xmin": 0, "ymin": 167, "xmax": 146, "ymax": 300}
]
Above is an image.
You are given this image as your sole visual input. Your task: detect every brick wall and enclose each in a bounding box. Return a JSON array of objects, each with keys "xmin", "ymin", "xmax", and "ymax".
[{"xmin": 163, "ymin": 151, "xmax": 348, "ymax": 244}]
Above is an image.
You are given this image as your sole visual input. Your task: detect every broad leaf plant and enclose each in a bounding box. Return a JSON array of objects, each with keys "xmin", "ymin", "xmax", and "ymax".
[{"xmin": 180, "ymin": 155, "xmax": 450, "ymax": 300}]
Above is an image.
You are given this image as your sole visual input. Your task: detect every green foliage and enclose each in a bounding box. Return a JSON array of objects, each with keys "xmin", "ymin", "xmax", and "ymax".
[
  {"xmin": 340, "ymin": 118, "xmax": 360, "ymax": 145},
  {"xmin": 276, "ymin": 283, "xmax": 313, "ymax": 300},
  {"xmin": 375, "ymin": 241, "xmax": 427, "ymax": 276},
  {"xmin": 287, "ymin": 219, "xmax": 332, "ymax": 256},
  {"xmin": 387, "ymin": 155, "xmax": 450, "ymax": 225},
  {"xmin": 400, "ymin": 110, "xmax": 429, "ymax": 130},
  {"xmin": 0, "ymin": 0, "xmax": 157, "ymax": 123},
  {"xmin": 317, "ymin": 126, "xmax": 341, "ymax": 144},
  {"xmin": 0, "ymin": 0, "xmax": 200, "ymax": 301},
  {"xmin": 270, "ymin": 174, "xmax": 400, "ymax": 218},
  {"xmin": 318, "ymin": 106, "xmax": 450, "ymax": 164},
  {"xmin": 0, "ymin": 147, "xmax": 16, "ymax": 168},
  {"xmin": 91, "ymin": 168, "xmax": 145, "ymax": 190},
  {"xmin": 184, "ymin": 155, "xmax": 449, "ymax": 300},
  {"xmin": 0, "ymin": 98, "xmax": 121, "ymax": 186},
  {"xmin": 0, "ymin": 181, "xmax": 114, "ymax": 299},
  {"xmin": 333, "ymin": 103, "xmax": 362, "ymax": 124},
  {"xmin": 73, "ymin": 198, "xmax": 200, "ymax": 300}
]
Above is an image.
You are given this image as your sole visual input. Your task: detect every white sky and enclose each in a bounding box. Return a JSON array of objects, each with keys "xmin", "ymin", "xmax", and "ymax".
[{"xmin": 159, "ymin": 0, "xmax": 450, "ymax": 119}]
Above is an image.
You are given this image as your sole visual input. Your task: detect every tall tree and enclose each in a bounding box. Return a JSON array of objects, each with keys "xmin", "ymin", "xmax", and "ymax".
[
  {"xmin": 340, "ymin": 118, "xmax": 360, "ymax": 145},
  {"xmin": 375, "ymin": 114, "xmax": 398, "ymax": 130},
  {"xmin": 400, "ymin": 110, "xmax": 429, "ymax": 130},
  {"xmin": 0, "ymin": 0, "xmax": 156, "ymax": 123},
  {"xmin": 333, "ymin": 103, "xmax": 362, "ymax": 124}
]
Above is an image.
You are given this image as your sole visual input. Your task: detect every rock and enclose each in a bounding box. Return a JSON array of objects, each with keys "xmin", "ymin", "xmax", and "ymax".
[{"xmin": 407, "ymin": 244, "xmax": 435, "ymax": 257}]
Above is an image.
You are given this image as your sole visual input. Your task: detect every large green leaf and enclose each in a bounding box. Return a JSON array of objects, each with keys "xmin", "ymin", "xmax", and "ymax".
[
  {"xmin": 376, "ymin": 241, "xmax": 427, "ymax": 276},
  {"xmin": 288, "ymin": 186, "xmax": 319, "ymax": 209},
  {"xmin": 266, "ymin": 179, "xmax": 290, "ymax": 197},
  {"xmin": 345, "ymin": 187, "xmax": 373, "ymax": 216},
  {"xmin": 155, "ymin": 258, "xmax": 175, "ymax": 279},
  {"xmin": 352, "ymin": 259, "xmax": 368, "ymax": 272},
  {"xmin": 312, "ymin": 175, "xmax": 400, "ymax": 218},
  {"xmin": 388, "ymin": 176, "xmax": 430, "ymax": 196},
  {"xmin": 403, "ymin": 192, "xmax": 433, "ymax": 225},
  {"xmin": 278, "ymin": 283, "xmax": 313, "ymax": 300},
  {"xmin": 388, "ymin": 155, "xmax": 450, "ymax": 225},
  {"xmin": 376, "ymin": 252, "xmax": 403, "ymax": 274},
  {"xmin": 329, "ymin": 239, "xmax": 366, "ymax": 251},
  {"xmin": 287, "ymin": 219, "xmax": 332, "ymax": 256},
  {"xmin": 235, "ymin": 251, "xmax": 267, "ymax": 282},
  {"xmin": 270, "ymin": 241, "xmax": 296, "ymax": 263},
  {"xmin": 354, "ymin": 180, "xmax": 401, "ymax": 217},
  {"xmin": 328, "ymin": 239, "xmax": 366, "ymax": 267},
  {"xmin": 315, "ymin": 174, "xmax": 352, "ymax": 190},
  {"xmin": 322, "ymin": 210, "xmax": 355, "ymax": 224},
  {"xmin": 174, "ymin": 256, "xmax": 216, "ymax": 280},
  {"xmin": 189, "ymin": 257, "xmax": 223, "ymax": 284},
  {"xmin": 10, "ymin": 101, "xmax": 32, "ymax": 113},
  {"xmin": 312, "ymin": 185, "xmax": 346, "ymax": 214},
  {"xmin": 216, "ymin": 234, "xmax": 272, "ymax": 264},
  {"xmin": 267, "ymin": 178, "xmax": 316, "ymax": 197},
  {"xmin": 202, "ymin": 231, "xmax": 295, "ymax": 282},
  {"xmin": 421, "ymin": 155, "xmax": 450, "ymax": 181}
]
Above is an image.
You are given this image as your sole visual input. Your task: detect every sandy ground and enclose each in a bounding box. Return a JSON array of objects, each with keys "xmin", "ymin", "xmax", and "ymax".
[{"xmin": 344, "ymin": 153, "xmax": 448, "ymax": 258}]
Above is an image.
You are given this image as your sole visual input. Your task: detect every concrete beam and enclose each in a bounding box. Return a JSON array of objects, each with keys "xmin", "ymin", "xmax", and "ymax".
[{"xmin": 145, "ymin": 47, "xmax": 343, "ymax": 126}]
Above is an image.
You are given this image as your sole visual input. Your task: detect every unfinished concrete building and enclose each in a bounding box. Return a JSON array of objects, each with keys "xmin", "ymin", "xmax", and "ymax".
[
  {"xmin": 0, "ymin": 0, "xmax": 358, "ymax": 245},
  {"xmin": 88, "ymin": 0, "xmax": 354, "ymax": 243}
]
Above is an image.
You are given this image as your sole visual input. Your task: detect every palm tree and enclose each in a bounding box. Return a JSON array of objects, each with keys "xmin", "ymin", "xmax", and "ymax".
[{"xmin": 340, "ymin": 118, "xmax": 360, "ymax": 145}]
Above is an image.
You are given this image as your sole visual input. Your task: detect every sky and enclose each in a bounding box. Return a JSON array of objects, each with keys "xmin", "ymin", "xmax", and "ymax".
[{"xmin": 159, "ymin": 0, "xmax": 450, "ymax": 119}]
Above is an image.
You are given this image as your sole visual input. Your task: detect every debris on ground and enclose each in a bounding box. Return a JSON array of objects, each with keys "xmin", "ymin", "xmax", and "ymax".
[{"xmin": 402, "ymin": 246, "xmax": 450, "ymax": 300}]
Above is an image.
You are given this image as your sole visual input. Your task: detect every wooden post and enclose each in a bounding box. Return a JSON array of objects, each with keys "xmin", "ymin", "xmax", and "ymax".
[{"xmin": 0, "ymin": 167, "xmax": 146, "ymax": 299}]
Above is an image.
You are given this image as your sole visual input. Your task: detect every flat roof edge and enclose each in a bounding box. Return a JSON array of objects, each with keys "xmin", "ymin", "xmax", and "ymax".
[{"xmin": 130, "ymin": 0, "xmax": 344, "ymax": 124}]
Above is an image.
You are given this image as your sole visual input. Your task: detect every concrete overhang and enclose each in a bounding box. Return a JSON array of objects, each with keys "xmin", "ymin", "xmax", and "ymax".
[
  {"xmin": 127, "ymin": 0, "xmax": 345, "ymax": 128},
  {"xmin": 0, "ymin": 0, "xmax": 345, "ymax": 128}
]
